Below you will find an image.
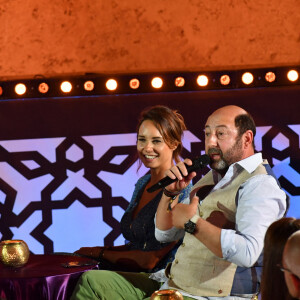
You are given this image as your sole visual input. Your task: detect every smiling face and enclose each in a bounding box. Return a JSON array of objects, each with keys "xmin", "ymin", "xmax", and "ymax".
[
  {"xmin": 204, "ymin": 106, "xmax": 253, "ymax": 175},
  {"xmin": 137, "ymin": 120, "xmax": 175, "ymax": 172}
]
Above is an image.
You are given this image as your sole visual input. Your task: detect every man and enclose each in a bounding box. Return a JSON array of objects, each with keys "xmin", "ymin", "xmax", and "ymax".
[
  {"xmin": 282, "ymin": 231, "xmax": 300, "ymax": 299},
  {"xmin": 71, "ymin": 105, "xmax": 287, "ymax": 300}
]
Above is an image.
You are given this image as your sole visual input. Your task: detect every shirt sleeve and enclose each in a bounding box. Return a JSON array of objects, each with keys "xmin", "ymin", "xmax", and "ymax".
[{"xmin": 221, "ymin": 174, "xmax": 287, "ymax": 267}]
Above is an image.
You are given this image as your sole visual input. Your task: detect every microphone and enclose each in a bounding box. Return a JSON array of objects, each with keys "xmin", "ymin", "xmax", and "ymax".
[{"xmin": 147, "ymin": 154, "xmax": 210, "ymax": 193}]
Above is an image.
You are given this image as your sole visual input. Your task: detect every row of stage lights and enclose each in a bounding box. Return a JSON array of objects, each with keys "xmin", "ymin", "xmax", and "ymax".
[{"xmin": 0, "ymin": 66, "xmax": 299, "ymax": 99}]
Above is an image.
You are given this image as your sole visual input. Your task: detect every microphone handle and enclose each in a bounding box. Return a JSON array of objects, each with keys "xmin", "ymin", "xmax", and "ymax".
[
  {"xmin": 147, "ymin": 176, "xmax": 177, "ymax": 193},
  {"xmin": 146, "ymin": 162, "xmax": 199, "ymax": 193}
]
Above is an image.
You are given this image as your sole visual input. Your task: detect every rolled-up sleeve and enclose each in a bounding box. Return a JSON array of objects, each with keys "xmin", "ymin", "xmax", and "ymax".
[
  {"xmin": 221, "ymin": 174, "xmax": 286, "ymax": 267},
  {"xmin": 155, "ymin": 226, "xmax": 185, "ymax": 242}
]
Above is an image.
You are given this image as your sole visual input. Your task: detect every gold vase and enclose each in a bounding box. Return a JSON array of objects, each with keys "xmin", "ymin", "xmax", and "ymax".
[
  {"xmin": 150, "ymin": 289, "xmax": 184, "ymax": 300},
  {"xmin": 0, "ymin": 240, "xmax": 30, "ymax": 268}
]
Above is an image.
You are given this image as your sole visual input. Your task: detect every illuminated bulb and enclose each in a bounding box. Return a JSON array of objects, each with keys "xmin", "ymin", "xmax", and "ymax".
[
  {"xmin": 242, "ymin": 72, "xmax": 254, "ymax": 85},
  {"xmin": 15, "ymin": 83, "xmax": 26, "ymax": 95},
  {"xmin": 60, "ymin": 81, "xmax": 72, "ymax": 93},
  {"xmin": 151, "ymin": 77, "xmax": 163, "ymax": 89},
  {"xmin": 38, "ymin": 82, "xmax": 49, "ymax": 94},
  {"xmin": 129, "ymin": 78, "xmax": 140, "ymax": 89},
  {"xmin": 197, "ymin": 75, "xmax": 208, "ymax": 87},
  {"xmin": 265, "ymin": 72, "xmax": 276, "ymax": 83},
  {"xmin": 106, "ymin": 79, "xmax": 117, "ymax": 91},
  {"xmin": 0, "ymin": 86, "xmax": 2, "ymax": 96},
  {"xmin": 220, "ymin": 75, "xmax": 230, "ymax": 85},
  {"xmin": 175, "ymin": 77, "xmax": 185, "ymax": 87},
  {"xmin": 84, "ymin": 81, "xmax": 94, "ymax": 91},
  {"xmin": 287, "ymin": 70, "xmax": 299, "ymax": 82}
]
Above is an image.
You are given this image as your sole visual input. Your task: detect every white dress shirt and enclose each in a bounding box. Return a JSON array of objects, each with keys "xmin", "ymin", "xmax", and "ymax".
[{"xmin": 151, "ymin": 153, "xmax": 287, "ymax": 300}]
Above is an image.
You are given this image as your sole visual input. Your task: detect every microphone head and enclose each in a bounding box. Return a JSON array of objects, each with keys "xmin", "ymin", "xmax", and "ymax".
[
  {"xmin": 201, "ymin": 154, "xmax": 210, "ymax": 165},
  {"xmin": 146, "ymin": 154, "xmax": 210, "ymax": 193},
  {"xmin": 194, "ymin": 154, "xmax": 210, "ymax": 168}
]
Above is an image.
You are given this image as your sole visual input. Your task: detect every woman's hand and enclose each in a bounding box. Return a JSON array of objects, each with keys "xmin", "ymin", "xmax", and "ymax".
[
  {"xmin": 106, "ymin": 242, "xmax": 177, "ymax": 270},
  {"xmin": 164, "ymin": 158, "xmax": 196, "ymax": 193},
  {"xmin": 74, "ymin": 246, "xmax": 103, "ymax": 258},
  {"xmin": 74, "ymin": 244, "xmax": 129, "ymax": 259}
]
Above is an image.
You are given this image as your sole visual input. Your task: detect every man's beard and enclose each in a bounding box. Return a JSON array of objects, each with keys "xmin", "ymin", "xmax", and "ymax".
[{"xmin": 208, "ymin": 136, "xmax": 243, "ymax": 174}]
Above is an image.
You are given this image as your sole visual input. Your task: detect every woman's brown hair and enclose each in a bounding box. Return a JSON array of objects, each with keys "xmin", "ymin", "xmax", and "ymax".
[{"xmin": 260, "ymin": 217, "xmax": 300, "ymax": 300}]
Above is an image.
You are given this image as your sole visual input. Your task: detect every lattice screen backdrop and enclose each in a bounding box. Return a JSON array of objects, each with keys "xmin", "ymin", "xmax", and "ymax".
[{"xmin": 0, "ymin": 87, "xmax": 299, "ymax": 254}]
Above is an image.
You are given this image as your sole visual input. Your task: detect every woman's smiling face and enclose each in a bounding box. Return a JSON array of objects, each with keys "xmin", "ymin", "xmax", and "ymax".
[{"xmin": 137, "ymin": 120, "xmax": 175, "ymax": 171}]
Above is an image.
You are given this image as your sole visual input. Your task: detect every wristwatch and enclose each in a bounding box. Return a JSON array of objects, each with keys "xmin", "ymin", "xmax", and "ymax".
[{"xmin": 184, "ymin": 214, "xmax": 200, "ymax": 234}]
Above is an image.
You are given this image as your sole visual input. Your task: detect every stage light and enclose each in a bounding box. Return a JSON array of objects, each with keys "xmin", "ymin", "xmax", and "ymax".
[
  {"xmin": 220, "ymin": 75, "xmax": 230, "ymax": 85},
  {"xmin": 106, "ymin": 79, "xmax": 117, "ymax": 91},
  {"xmin": 197, "ymin": 75, "xmax": 208, "ymax": 87},
  {"xmin": 129, "ymin": 78, "xmax": 140, "ymax": 89},
  {"xmin": 151, "ymin": 77, "xmax": 163, "ymax": 89},
  {"xmin": 265, "ymin": 72, "xmax": 276, "ymax": 83},
  {"xmin": 15, "ymin": 83, "xmax": 26, "ymax": 95},
  {"xmin": 287, "ymin": 70, "xmax": 299, "ymax": 82},
  {"xmin": 84, "ymin": 81, "xmax": 94, "ymax": 91},
  {"xmin": 38, "ymin": 82, "xmax": 49, "ymax": 94},
  {"xmin": 242, "ymin": 72, "xmax": 254, "ymax": 85},
  {"xmin": 175, "ymin": 77, "xmax": 185, "ymax": 87},
  {"xmin": 60, "ymin": 81, "xmax": 72, "ymax": 93},
  {"xmin": 0, "ymin": 65, "xmax": 298, "ymax": 100}
]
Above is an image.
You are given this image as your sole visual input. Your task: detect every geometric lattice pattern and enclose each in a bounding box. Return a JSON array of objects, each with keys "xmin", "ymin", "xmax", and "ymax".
[{"xmin": 0, "ymin": 126, "xmax": 299, "ymax": 254}]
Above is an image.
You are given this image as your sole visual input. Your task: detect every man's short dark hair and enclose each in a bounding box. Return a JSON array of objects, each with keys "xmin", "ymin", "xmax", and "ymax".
[{"xmin": 235, "ymin": 113, "xmax": 256, "ymax": 149}]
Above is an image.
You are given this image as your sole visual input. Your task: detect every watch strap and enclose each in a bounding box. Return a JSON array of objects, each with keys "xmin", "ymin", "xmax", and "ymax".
[
  {"xmin": 190, "ymin": 214, "xmax": 200, "ymax": 224},
  {"xmin": 184, "ymin": 214, "xmax": 201, "ymax": 234}
]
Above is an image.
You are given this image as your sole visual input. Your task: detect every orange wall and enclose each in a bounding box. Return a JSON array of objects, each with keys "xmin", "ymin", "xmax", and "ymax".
[{"xmin": 1, "ymin": 0, "xmax": 300, "ymax": 77}]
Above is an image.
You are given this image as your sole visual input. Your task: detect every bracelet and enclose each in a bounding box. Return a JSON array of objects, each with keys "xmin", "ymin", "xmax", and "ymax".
[
  {"xmin": 163, "ymin": 188, "xmax": 181, "ymax": 212},
  {"xmin": 163, "ymin": 188, "xmax": 180, "ymax": 200}
]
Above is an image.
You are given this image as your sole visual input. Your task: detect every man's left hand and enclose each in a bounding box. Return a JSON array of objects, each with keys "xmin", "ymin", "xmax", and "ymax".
[{"xmin": 171, "ymin": 196, "xmax": 199, "ymax": 228}]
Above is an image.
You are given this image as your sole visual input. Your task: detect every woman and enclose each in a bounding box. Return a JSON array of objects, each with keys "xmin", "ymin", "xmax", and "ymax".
[
  {"xmin": 260, "ymin": 217, "xmax": 300, "ymax": 300},
  {"xmin": 75, "ymin": 105, "xmax": 192, "ymax": 272}
]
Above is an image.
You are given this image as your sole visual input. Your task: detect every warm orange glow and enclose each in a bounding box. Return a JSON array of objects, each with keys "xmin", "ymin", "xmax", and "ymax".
[
  {"xmin": 84, "ymin": 81, "xmax": 94, "ymax": 91},
  {"xmin": 60, "ymin": 81, "xmax": 72, "ymax": 93},
  {"xmin": 151, "ymin": 77, "xmax": 163, "ymax": 89},
  {"xmin": 0, "ymin": 86, "xmax": 2, "ymax": 96},
  {"xmin": 129, "ymin": 78, "xmax": 140, "ymax": 89},
  {"xmin": 242, "ymin": 72, "xmax": 254, "ymax": 85},
  {"xmin": 175, "ymin": 77, "xmax": 185, "ymax": 87},
  {"xmin": 287, "ymin": 70, "xmax": 299, "ymax": 82},
  {"xmin": 220, "ymin": 75, "xmax": 230, "ymax": 85},
  {"xmin": 265, "ymin": 72, "xmax": 276, "ymax": 83},
  {"xmin": 38, "ymin": 82, "xmax": 49, "ymax": 94},
  {"xmin": 15, "ymin": 83, "xmax": 26, "ymax": 95},
  {"xmin": 197, "ymin": 75, "xmax": 208, "ymax": 87},
  {"xmin": 106, "ymin": 79, "xmax": 117, "ymax": 91}
]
